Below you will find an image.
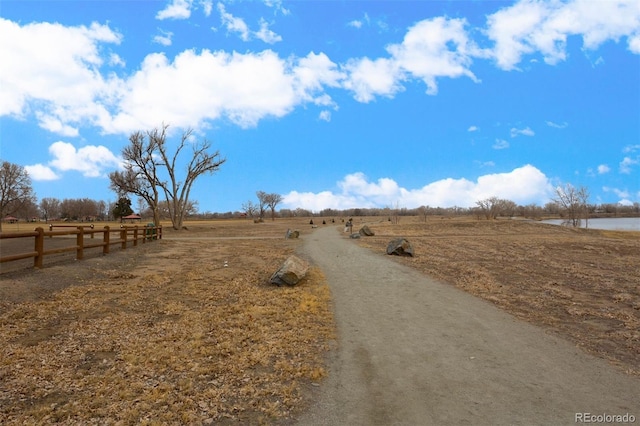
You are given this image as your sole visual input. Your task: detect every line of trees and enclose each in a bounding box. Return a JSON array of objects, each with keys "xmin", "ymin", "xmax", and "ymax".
[
  {"xmin": 0, "ymin": 191, "xmax": 206, "ymax": 225},
  {"xmin": 2, "ymin": 156, "xmax": 638, "ymax": 231},
  {"xmin": 241, "ymin": 191, "xmax": 283, "ymax": 221},
  {"xmin": 473, "ymin": 185, "xmax": 591, "ymax": 227}
]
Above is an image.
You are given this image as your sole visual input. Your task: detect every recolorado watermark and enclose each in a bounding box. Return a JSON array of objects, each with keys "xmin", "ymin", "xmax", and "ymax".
[{"xmin": 575, "ymin": 413, "xmax": 636, "ymax": 423}]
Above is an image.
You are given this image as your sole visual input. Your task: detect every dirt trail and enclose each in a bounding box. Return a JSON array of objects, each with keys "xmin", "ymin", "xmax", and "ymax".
[{"xmin": 295, "ymin": 226, "xmax": 640, "ymax": 426}]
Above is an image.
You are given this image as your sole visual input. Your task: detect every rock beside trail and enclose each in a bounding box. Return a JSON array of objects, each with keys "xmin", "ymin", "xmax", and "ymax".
[
  {"xmin": 386, "ymin": 238, "xmax": 414, "ymax": 257},
  {"xmin": 270, "ymin": 255, "xmax": 309, "ymax": 286},
  {"xmin": 350, "ymin": 233, "xmax": 361, "ymax": 239},
  {"xmin": 285, "ymin": 229, "xmax": 300, "ymax": 239},
  {"xmin": 359, "ymin": 225, "xmax": 375, "ymax": 236}
]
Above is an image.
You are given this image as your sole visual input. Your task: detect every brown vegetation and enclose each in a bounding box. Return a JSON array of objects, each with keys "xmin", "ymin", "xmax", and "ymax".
[
  {"xmin": 354, "ymin": 216, "xmax": 640, "ymax": 376},
  {"xmin": 0, "ymin": 219, "xmax": 334, "ymax": 424},
  {"xmin": 1, "ymin": 216, "xmax": 638, "ymax": 424}
]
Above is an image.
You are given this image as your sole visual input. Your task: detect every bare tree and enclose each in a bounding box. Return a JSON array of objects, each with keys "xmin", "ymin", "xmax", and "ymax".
[
  {"xmin": 265, "ymin": 193, "xmax": 283, "ymax": 221},
  {"xmin": 417, "ymin": 205, "xmax": 429, "ymax": 222},
  {"xmin": 96, "ymin": 200, "xmax": 108, "ymax": 220},
  {"xmin": 153, "ymin": 127, "xmax": 225, "ymax": 230},
  {"xmin": 0, "ymin": 161, "xmax": 35, "ymax": 231},
  {"xmin": 109, "ymin": 130, "xmax": 163, "ymax": 226},
  {"xmin": 110, "ymin": 124, "xmax": 225, "ymax": 230},
  {"xmin": 391, "ymin": 202, "xmax": 401, "ymax": 224},
  {"xmin": 475, "ymin": 197, "xmax": 517, "ymax": 220},
  {"xmin": 241, "ymin": 200, "xmax": 257, "ymax": 218},
  {"xmin": 553, "ymin": 183, "xmax": 590, "ymax": 228},
  {"xmin": 15, "ymin": 198, "xmax": 39, "ymax": 222},
  {"xmin": 475, "ymin": 197, "xmax": 501, "ymax": 220},
  {"xmin": 40, "ymin": 197, "xmax": 61, "ymax": 222},
  {"xmin": 256, "ymin": 191, "xmax": 268, "ymax": 219}
]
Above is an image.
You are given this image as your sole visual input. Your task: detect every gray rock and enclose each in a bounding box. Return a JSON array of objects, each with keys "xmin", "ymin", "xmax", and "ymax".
[
  {"xmin": 359, "ymin": 225, "xmax": 375, "ymax": 236},
  {"xmin": 350, "ymin": 233, "xmax": 361, "ymax": 239},
  {"xmin": 386, "ymin": 238, "xmax": 414, "ymax": 257},
  {"xmin": 270, "ymin": 255, "xmax": 309, "ymax": 286},
  {"xmin": 285, "ymin": 229, "xmax": 300, "ymax": 239}
]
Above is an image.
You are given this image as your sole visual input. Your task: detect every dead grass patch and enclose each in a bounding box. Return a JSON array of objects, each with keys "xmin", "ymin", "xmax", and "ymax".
[
  {"xmin": 354, "ymin": 217, "xmax": 640, "ymax": 377},
  {"xmin": 0, "ymin": 219, "xmax": 334, "ymax": 424}
]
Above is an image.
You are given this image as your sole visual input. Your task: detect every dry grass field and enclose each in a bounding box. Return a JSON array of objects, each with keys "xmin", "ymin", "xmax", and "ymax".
[
  {"xmin": 1, "ymin": 216, "xmax": 638, "ymax": 424},
  {"xmin": 0, "ymin": 219, "xmax": 335, "ymax": 425},
  {"xmin": 352, "ymin": 216, "xmax": 640, "ymax": 377}
]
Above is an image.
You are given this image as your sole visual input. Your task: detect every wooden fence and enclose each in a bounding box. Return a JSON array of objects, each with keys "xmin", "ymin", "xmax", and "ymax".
[{"xmin": 0, "ymin": 224, "xmax": 162, "ymax": 269}]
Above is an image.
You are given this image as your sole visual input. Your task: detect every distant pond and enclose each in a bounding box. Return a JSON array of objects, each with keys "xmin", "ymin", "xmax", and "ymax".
[{"xmin": 541, "ymin": 217, "xmax": 640, "ymax": 231}]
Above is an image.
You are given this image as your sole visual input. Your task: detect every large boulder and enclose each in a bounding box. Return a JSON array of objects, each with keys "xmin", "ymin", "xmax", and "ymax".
[
  {"xmin": 359, "ymin": 225, "xmax": 375, "ymax": 236},
  {"xmin": 270, "ymin": 255, "xmax": 309, "ymax": 286},
  {"xmin": 386, "ymin": 238, "xmax": 414, "ymax": 257}
]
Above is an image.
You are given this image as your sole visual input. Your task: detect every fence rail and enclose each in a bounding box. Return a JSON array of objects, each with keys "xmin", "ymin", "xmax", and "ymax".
[{"xmin": 0, "ymin": 225, "xmax": 162, "ymax": 269}]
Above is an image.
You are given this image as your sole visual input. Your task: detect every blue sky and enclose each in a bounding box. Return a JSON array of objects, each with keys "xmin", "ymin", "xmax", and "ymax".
[{"xmin": 1, "ymin": 0, "xmax": 639, "ymax": 214}]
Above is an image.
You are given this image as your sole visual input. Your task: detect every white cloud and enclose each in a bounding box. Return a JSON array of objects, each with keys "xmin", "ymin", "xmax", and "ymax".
[
  {"xmin": 348, "ymin": 13, "xmax": 370, "ymax": 29},
  {"xmin": 620, "ymin": 156, "xmax": 639, "ymax": 174},
  {"xmin": 108, "ymin": 49, "xmax": 343, "ymax": 132},
  {"xmin": 254, "ymin": 19, "xmax": 282, "ymax": 44},
  {"xmin": 597, "ymin": 164, "xmax": 610, "ymax": 174},
  {"xmin": 217, "ymin": 4, "xmax": 282, "ymax": 44},
  {"xmin": 623, "ymin": 144, "xmax": 640, "ymax": 153},
  {"xmin": 293, "ymin": 52, "xmax": 344, "ymax": 102},
  {"xmin": 319, "ymin": 110, "xmax": 331, "ymax": 122},
  {"xmin": 344, "ymin": 16, "xmax": 484, "ymax": 101},
  {"xmin": 157, "ymin": 0, "xmax": 193, "ymax": 20},
  {"xmin": 603, "ymin": 186, "xmax": 632, "ymax": 202},
  {"xmin": 283, "ymin": 165, "xmax": 553, "ymax": 211},
  {"xmin": 493, "ymin": 138, "xmax": 509, "ymax": 149},
  {"xmin": 486, "ymin": 0, "xmax": 640, "ymax": 70},
  {"xmin": 47, "ymin": 141, "xmax": 122, "ymax": 177},
  {"xmin": 24, "ymin": 164, "xmax": 60, "ymax": 181},
  {"xmin": 218, "ymin": 3, "xmax": 250, "ymax": 41},
  {"xmin": 347, "ymin": 13, "xmax": 388, "ymax": 32},
  {"xmin": 546, "ymin": 120, "xmax": 568, "ymax": 128},
  {"xmin": 510, "ymin": 126, "xmax": 535, "ymax": 137},
  {"xmin": 0, "ymin": 18, "xmax": 122, "ymax": 132},
  {"xmin": 109, "ymin": 53, "xmax": 126, "ymax": 67},
  {"xmin": 3, "ymin": 1, "xmax": 639, "ymax": 138},
  {"xmin": 468, "ymin": 125, "xmax": 479, "ymax": 132},
  {"xmin": 153, "ymin": 29, "xmax": 174, "ymax": 46},
  {"xmin": 387, "ymin": 17, "xmax": 481, "ymax": 95},
  {"xmin": 263, "ymin": 0, "xmax": 290, "ymax": 16},
  {"xmin": 202, "ymin": 0, "xmax": 213, "ymax": 17},
  {"xmin": 630, "ymin": 33, "xmax": 640, "ymax": 53},
  {"xmin": 36, "ymin": 113, "xmax": 80, "ymax": 137},
  {"xmin": 1, "ymin": 17, "xmax": 342, "ymax": 134},
  {"xmin": 342, "ymin": 57, "xmax": 402, "ymax": 102}
]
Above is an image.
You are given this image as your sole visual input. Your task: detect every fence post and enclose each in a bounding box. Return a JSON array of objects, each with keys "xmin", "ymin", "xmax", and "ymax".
[
  {"xmin": 103, "ymin": 226, "xmax": 110, "ymax": 254},
  {"xmin": 121, "ymin": 228, "xmax": 127, "ymax": 250},
  {"xmin": 76, "ymin": 227, "xmax": 84, "ymax": 260},
  {"xmin": 133, "ymin": 226, "xmax": 138, "ymax": 247},
  {"xmin": 34, "ymin": 227, "xmax": 44, "ymax": 268}
]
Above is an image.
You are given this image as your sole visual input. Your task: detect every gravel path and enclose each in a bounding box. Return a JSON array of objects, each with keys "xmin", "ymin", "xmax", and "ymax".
[{"xmin": 295, "ymin": 226, "xmax": 640, "ymax": 425}]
